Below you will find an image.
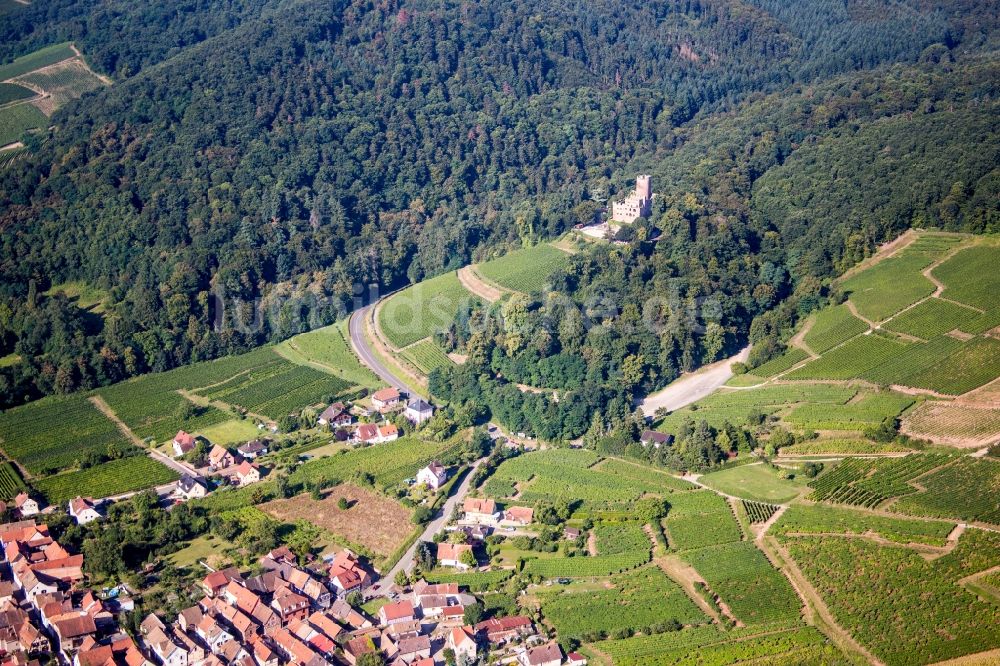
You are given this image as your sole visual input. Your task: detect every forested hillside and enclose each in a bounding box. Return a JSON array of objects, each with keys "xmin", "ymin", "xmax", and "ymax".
[{"xmin": 0, "ymin": 0, "xmax": 998, "ymax": 407}]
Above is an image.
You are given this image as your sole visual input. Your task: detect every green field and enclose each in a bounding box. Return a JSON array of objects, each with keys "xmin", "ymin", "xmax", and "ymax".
[
  {"xmin": 804, "ymin": 303, "xmax": 869, "ymax": 353},
  {"xmin": 378, "ymin": 271, "xmax": 479, "ymax": 348},
  {"xmin": 476, "ymin": 243, "xmax": 572, "ymax": 293},
  {"xmin": 196, "ymin": 419, "xmax": 262, "ymax": 446},
  {"xmin": 34, "ymin": 455, "xmax": 179, "ymax": 503},
  {"xmin": 773, "ymin": 504, "xmax": 954, "ymax": 545},
  {"xmin": 0, "ymin": 394, "xmax": 135, "ymax": 475},
  {"xmin": 0, "ymin": 42, "xmax": 76, "ymax": 80},
  {"xmin": 699, "ymin": 463, "xmax": 806, "ymax": 504},
  {"xmin": 276, "ymin": 319, "xmax": 379, "ymax": 387},
  {"xmin": 785, "ymin": 529, "xmax": 1000, "ymax": 665},
  {"xmin": 402, "ymin": 339, "xmax": 455, "ymax": 374},
  {"xmin": 882, "ymin": 298, "xmax": 981, "ymax": 339},
  {"xmin": 539, "ymin": 565, "xmax": 706, "ymax": 639},
  {"xmin": 841, "ymin": 250, "xmax": 936, "ymax": 322},
  {"xmin": 0, "ymin": 102, "xmax": 47, "ymax": 145},
  {"xmin": 748, "ymin": 347, "xmax": 809, "ymax": 377},
  {"xmin": 0, "ymin": 82, "xmax": 34, "ymax": 104}
]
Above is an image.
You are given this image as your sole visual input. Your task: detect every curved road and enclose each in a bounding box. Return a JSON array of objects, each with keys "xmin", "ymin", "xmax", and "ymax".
[
  {"xmin": 638, "ymin": 345, "xmax": 751, "ymax": 417},
  {"xmin": 348, "ymin": 304, "xmax": 426, "ymax": 401}
]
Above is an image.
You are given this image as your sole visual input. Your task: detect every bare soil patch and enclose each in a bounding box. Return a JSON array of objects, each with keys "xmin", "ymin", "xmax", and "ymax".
[
  {"xmin": 457, "ymin": 265, "xmax": 505, "ymax": 302},
  {"xmin": 260, "ymin": 483, "xmax": 413, "ymax": 558}
]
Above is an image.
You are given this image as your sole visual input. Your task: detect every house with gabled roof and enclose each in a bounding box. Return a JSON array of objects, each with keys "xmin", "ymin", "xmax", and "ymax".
[
  {"xmin": 174, "ymin": 475, "xmax": 208, "ymax": 501},
  {"xmin": 233, "ymin": 462, "xmax": 261, "ymax": 487},
  {"xmin": 377, "ymin": 601, "xmax": 414, "ymax": 627},
  {"xmin": 462, "ymin": 498, "xmax": 498, "ymax": 523},
  {"xmin": 447, "ymin": 626, "xmax": 477, "ymax": 662},
  {"xmin": 173, "ymin": 431, "xmax": 197, "ymax": 458},
  {"xmin": 474, "ymin": 616, "xmax": 534, "ymax": 644},
  {"xmin": 501, "ymin": 506, "xmax": 534, "ymax": 526},
  {"xmin": 317, "ymin": 403, "xmax": 352, "ymax": 428},
  {"xmin": 519, "ymin": 642, "xmax": 563, "ymax": 666},
  {"xmin": 12, "ymin": 493, "xmax": 39, "ymax": 518},
  {"xmin": 370, "ymin": 387, "xmax": 401, "ymax": 412},
  {"xmin": 403, "ymin": 399, "xmax": 433, "ymax": 425},
  {"xmin": 415, "ymin": 461, "xmax": 447, "ymax": 490},
  {"xmin": 436, "ymin": 543, "xmax": 473, "ymax": 569},
  {"xmin": 68, "ymin": 498, "xmax": 101, "ymax": 525},
  {"xmin": 208, "ymin": 445, "xmax": 236, "ymax": 470},
  {"xmin": 237, "ymin": 440, "xmax": 268, "ymax": 460},
  {"xmin": 640, "ymin": 430, "xmax": 673, "ymax": 449}
]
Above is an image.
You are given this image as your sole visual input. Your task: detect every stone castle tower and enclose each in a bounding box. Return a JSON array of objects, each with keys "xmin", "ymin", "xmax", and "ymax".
[{"xmin": 610, "ymin": 175, "xmax": 653, "ymax": 223}]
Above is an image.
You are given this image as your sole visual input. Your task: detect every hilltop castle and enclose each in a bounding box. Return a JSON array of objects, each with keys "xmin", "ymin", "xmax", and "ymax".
[{"xmin": 610, "ymin": 175, "xmax": 653, "ymax": 223}]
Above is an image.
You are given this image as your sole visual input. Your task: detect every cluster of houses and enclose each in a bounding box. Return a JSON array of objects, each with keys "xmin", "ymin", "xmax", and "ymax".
[
  {"xmin": 2, "ymin": 491, "xmax": 105, "ymax": 528},
  {"xmin": 459, "ymin": 499, "xmax": 533, "ymax": 531},
  {"xmin": 0, "ymin": 518, "xmax": 145, "ymax": 666},
  {"xmin": 135, "ymin": 543, "xmax": 582, "ymax": 666}
]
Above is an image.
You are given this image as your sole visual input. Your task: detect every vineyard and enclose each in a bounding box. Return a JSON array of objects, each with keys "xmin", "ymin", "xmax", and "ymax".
[
  {"xmin": 784, "ymin": 392, "xmax": 914, "ymax": 431},
  {"xmin": 933, "ymin": 244, "xmax": 1000, "ymax": 311},
  {"xmin": 596, "ymin": 626, "xmax": 842, "ymax": 666},
  {"xmin": 378, "ymin": 271, "xmax": 479, "ymax": 348},
  {"xmin": 859, "ymin": 334, "xmax": 963, "ymax": 385},
  {"xmin": 903, "ymin": 401, "xmax": 1000, "ymax": 442},
  {"xmin": 663, "ymin": 491, "xmax": 742, "ymax": 551},
  {"xmin": 475, "ymin": 243, "xmax": 571, "ymax": 294},
  {"xmin": 894, "ymin": 457, "xmax": 1000, "ymax": 525},
  {"xmin": 0, "ymin": 42, "xmax": 76, "ymax": 79},
  {"xmin": 196, "ymin": 360, "xmax": 350, "ymax": 420},
  {"xmin": 522, "ymin": 548, "xmax": 650, "ymax": 578},
  {"xmin": 289, "ymin": 435, "xmax": 466, "ymax": 489},
  {"xmin": 780, "ymin": 438, "xmax": 912, "ymax": 455},
  {"xmin": 0, "ymin": 394, "xmax": 135, "ymax": 475},
  {"xmin": 13, "ymin": 59, "xmax": 106, "ymax": 107},
  {"xmin": 680, "ymin": 542, "xmax": 803, "ymax": 625},
  {"xmin": 901, "ymin": 336, "xmax": 1000, "ymax": 395},
  {"xmin": 773, "ymin": 504, "xmax": 954, "ymax": 545},
  {"xmin": 841, "ymin": 250, "xmax": 936, "ymax": 322},
  {"xmin": 742, "ymin": 501, "xmax": 779, "ymax": 524},
  {"xmin": 402, "ymin": 339, "xmax": 455, "ymax": 375},
  {"xmin": 804, "ymin": 304, "xmax": 868, "ymax": 353},
  {"xmin": 0, "ymin": 103, "xmax": 47, "ymax": 146},
  {"xmin": 883, "ymin": 298, "xmax": 980, "ymax": 339},
  {"xmin": 785, "ymin": 530, "xmax": 1000, "ymax": 665},
  {"xmin": 807, "ymin": 455, "xmax": 955, "ymax": 507},
  {"xmin": 34, "ymin": 456, "xmax": 179, "ymax": 503},
  {"xmin": 0, "ymin": 83, "xmax": 34, "ymax": 104},
  {"xmin": 485, "ymin": 449, "xmax": 690, "ymax": 506},
  {"xmin": 748, "ymin": 347, "xmax": 808, "ymax": 377},
  {"xmin": 0, "ymin": 463, "xmax": 25, "ymax": 499},
  {"xmin": 539, "ymin": 565, "xmax": 706, "ymax": 640},
  {"xmin": 276, "ymin": 320, "xmax": 379, "ymax": 387},
  {"xmin": 786, "ymin": 334, "xmax": 909, "ymax": 381}
]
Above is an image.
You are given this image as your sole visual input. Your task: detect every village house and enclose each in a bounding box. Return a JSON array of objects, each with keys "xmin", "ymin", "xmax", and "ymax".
[
  {"xmin": 352, "ymin": 423, "xmax": 398, "ymax": 445},
  {"xmin": 270, "ymin": 588, "xmax": 310, "ymax": 625},
  {"xmin": 201, "ymin": 568, "xmax": 243, "ymax": 598},
  {"xmin": 436, "ymin": 543, "xmax": 473, "ymax": 570},
  {"xmin": 567, "ymin": 652, "xmax": 588, "ymax": 666},
  {"xmin": 474, "ymin": 616, "xmax": 534, "ymax": 645},
  {"xmin": 564, "ymin": 527, "xmax": 581, "ymax": 541},
  {"xmin": 342, "ymin": 636, "xmax": 376, "ymax": 666},
  {"xmin": 501, "ymin": 506, "xmax": 534, "ymax": 527},
  {"xmin": 415, "ymin": 461, "xmax": 448, "ymax": 490},
  {"xmin": 233, "ymin": 461, "xmax": 261, "ymax": 487},
  {"xmin": 237, "ymin": 440, "xmax": 268, "ymax": 460},
  {"xmin": 447, "ymin": 626, "xmax": 478, "ymax": 662},
  {"xmin": 462, "ymin": 498, "xmax": 498, "ymax": 524},
  {"xmin": 370, "ymin": 387, "xmax": 401, "ymax": 412},
  {"xmin": 12, "ymin": 493, "xmax": 39, "ymax": 518},
  {"xmin": 326, "ymin": 550, "xmax": 371, "ymax": 597},
  {"xmin": 194, "ymin": 615, "xmax": 233, "ymax": 654},
  {"xmin": 75, "ymin": 635, "xmax": 148, "ymax": 666},
  {"xmin": 403, "ymin": 399, "xmax": 434, "ymax": 425},
  {"xmin": 377, "ymin": 601, "xmax": 414, "ymax": 627},
  {"xmin": 172, "ymin": 431, "xmax": 197, "ymax": 458},
  {"xmin": 68, "ymin": 498, "xmax": 101, "ymax": 525},
  {"xmin": 140, "ymin": 615, "xmax": 188, "ymax": 666},
  {"xmin": 174, "ymin": 475, "xmax": 208, "ymax": 501},
  {"xmin": 519, "ymin": 642, "xmax": 563, "ymax": 666},
  {"xmin": 208, "ymin": 445, "xmax": 236, "ymax": 470},
  {"xmin": 327, "ymin": 599, "xmax": 371, "ymax": 630},
  {"xmin": 317, "ymin": 403, "xmax": 352, "ymax": 428},
  {"xmin": 640, "ymin": 430, "xmax": 674, "ymax": 448},
  {"xmin": 395, "ymin": 635, "xmax": 431, "ymax": 663}
]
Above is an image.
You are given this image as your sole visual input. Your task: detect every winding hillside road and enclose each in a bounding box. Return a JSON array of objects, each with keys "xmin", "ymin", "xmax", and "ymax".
[{"xmin": 348, "ymin": 304, "xmax": 427, "ymax": 401}]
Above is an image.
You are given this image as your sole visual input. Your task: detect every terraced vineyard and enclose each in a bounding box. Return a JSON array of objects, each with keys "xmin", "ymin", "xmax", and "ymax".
[
  {"xmin": 902, "ymin": 336, "xmax": 1000, "ymax": 395},
  {"xmin": 197, "ymin": 360, "xmax": 350, "ymax": 420},
  {"xmin": 475, "ymin": 244, "xmax": 572, "ymax": 294},
  {"xmin": 784, "ymin": 392, "xmax": 914, "ymax": 430},
  {"xmin": 523, "ymin": 548, "xmax": 650, "ymax": 578},
  {"xmin": 894, "ymin": 457, "xmax": 1000, "ymax": 525},
  {"xmin": 664, "ymin": 491, "xmax": 742, "ymax": 551},
  {"xmin": 0, "ymin": 103, "xmax": 47, "ymax": 145},
  {"xmin": 807, "ymin": 455, "xmax": 954, "ymax": 507},
  {"xmin": 0, "ymin": 43, "xmax": 77, "ymax": 79},
  {"xmin": 0, "ymin": 394, "xmax": 134, "ymax": 475},
  {"xmin": 748, "ymin": 347, "xmax": 809, "ymax": 377},
  {"xmin": 742, "ymin": 500, "xmax": 780, "ymax": 524},
  {"xmin": 785, "ymin": 334, "xmax": 909, "ymax": 381},
  {"xmin": 402, "ymin": 339, "xmax": 455, "ymax": 374},
  {"xmin": 903, "ymin": 402, "xmax": 1000, "ymax": 442},
  {"xmin": 841, "ymin": 250, "xmax": 936, "ymax": 322},
  {"xmin": 540, "ymin": 565, "xmax": 706, "ymax": 640},
  {"xmin": 34, "ymin": 456, "xmax": 179, "ymax": 503},
  {"xmin": 773, "ymin": 504, "xmax": 954, "ymax": 545},
  {"xmin": 681, "ymin": 541, "xmax": 803, "ymax": 625},
  {"xmin": 883, "ymin": 298, "xmax": 980, "ymax": 339},
  {"xmin": 933, "ymin": 244, "xmax": 1000, "ymax": 311},
  {"xmin": 277, "ymin": 320, "xmax": 379, "ymax": 387},
  {"xmin": 378, "ymin": 271, "xmax": 479, "ymax": 348},
  {"xmin": 0, "ymin": 462, "xmax": 26, "ymax": 499},
  {"xmin": 785, "ymin": 529, "xmax": 1000, "ymax": 665},
  {"xmin": 804, "ymin": 304, "xmax": 869, "ymax": 353}
]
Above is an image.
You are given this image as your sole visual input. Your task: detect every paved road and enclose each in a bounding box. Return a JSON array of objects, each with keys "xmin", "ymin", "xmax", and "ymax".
[
  {"xmin": 638, "ymin": 345, "xmax": 750, "ymax": 417},
  {"xmin": 149, "ymin": 448, "xmax": 199, "ymax": 477},
  {"xmin": 348, "ymin": 305, "xmax": 426, "ymax": 401},
  {"xmin": 368, "ymin": 458, "xmax": 485, "ymax": 596}
]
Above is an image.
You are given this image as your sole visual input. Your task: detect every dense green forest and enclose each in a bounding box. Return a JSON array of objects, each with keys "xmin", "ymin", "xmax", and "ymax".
[{"xmin": 0, "ymin": 0, "xmax": 998, "ymax": 407}]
